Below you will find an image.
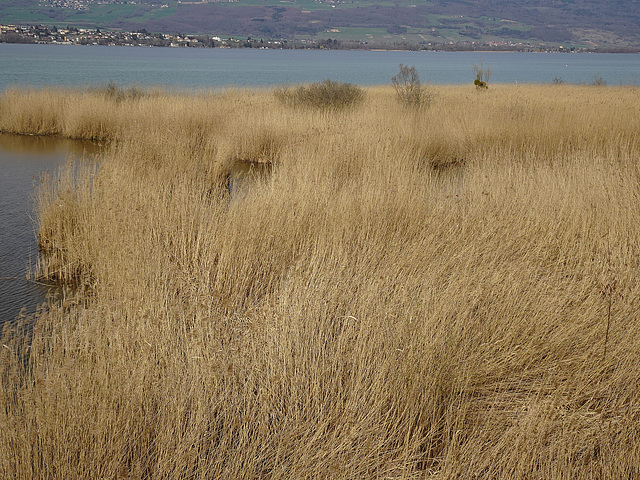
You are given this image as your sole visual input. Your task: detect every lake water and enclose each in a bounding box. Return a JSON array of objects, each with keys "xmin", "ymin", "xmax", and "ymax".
[
  {"xmin": 0, "ymin": 134, "xmax": 98, "ymax": 326},
  {"xmin": 1, "ymin": 43, "xmax": 639, "ymax": 91}
]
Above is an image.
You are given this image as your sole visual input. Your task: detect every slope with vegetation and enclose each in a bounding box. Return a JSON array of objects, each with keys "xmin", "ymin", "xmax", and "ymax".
[
  {"xmin": 1, "ymin": 0, "xmax": 639, "ymax": 48},
  {"xmin": 1, "ymin": 81, "xmax": 640, "ymax": 478}
]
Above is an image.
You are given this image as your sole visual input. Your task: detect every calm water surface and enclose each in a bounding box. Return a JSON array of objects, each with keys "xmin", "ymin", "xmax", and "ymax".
[
  {"xmin": 0, "ymin": 134, "xmax": 98, "ymax": 326},
  {"xmin": 1, "ymin": 43, "xmax": 639, "ymax": 90}
]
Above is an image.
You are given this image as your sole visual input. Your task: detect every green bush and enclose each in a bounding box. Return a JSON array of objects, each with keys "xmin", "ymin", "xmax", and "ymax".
[{"xmin": 275, "ymin": 79, "xmax": 365, "ymax": 110}]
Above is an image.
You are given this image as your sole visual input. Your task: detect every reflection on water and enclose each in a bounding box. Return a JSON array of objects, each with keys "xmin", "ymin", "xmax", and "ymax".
[
  {"xmin": 0, "ymin": 133, "xmax": 100, "ymax": 327},
  {"xmin": 0, "ymin": 133, "xmax": 102, "ymax": 156}
]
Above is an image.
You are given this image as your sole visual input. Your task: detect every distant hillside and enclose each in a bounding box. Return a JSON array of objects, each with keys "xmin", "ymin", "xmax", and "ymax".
[{"xmin": 1, "ymin": 0, "xmax": 639, "ymax": 47}]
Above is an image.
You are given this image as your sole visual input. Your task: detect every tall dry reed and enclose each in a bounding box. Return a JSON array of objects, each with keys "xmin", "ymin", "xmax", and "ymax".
[{"xmin": 1, "ymin": 84, "xmax": 640, "ymax": 479}]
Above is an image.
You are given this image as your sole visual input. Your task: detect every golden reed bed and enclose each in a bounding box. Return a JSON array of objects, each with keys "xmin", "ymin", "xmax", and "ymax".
[{"xmin": 1, "ymin": 84, "xmax": 640, "ymax": 479}]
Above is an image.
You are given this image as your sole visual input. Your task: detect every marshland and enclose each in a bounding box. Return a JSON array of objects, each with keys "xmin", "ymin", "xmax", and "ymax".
[{"xmin": 1, "ymin": 82, "xmax": 640, "ymax": 479}]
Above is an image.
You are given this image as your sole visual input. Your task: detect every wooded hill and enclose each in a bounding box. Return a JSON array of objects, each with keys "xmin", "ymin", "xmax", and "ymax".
[{"xmin": 1, "ymin": 0, "xmax": 639, "ymax": 47}]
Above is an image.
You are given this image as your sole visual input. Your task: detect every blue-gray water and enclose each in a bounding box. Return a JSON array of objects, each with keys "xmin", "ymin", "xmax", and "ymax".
[
  {"xmin": 0, "ymin": 134, "xmax": 98, "ymax": 326},
  {"xmin": 1, "ymin": 43, "xmax": 639, "ymax": 91}
]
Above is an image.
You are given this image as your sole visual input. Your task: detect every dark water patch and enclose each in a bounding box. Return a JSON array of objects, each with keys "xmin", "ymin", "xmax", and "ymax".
[
  {"xmin": 226, "ymin": 160, "xmax": 273, "ymax": 199},
  {"xmin": 430, "ymin": 157, "xmax": 466, "ymax": 173},
  {"xmin": 0, "ymin": 133, "xmax": 100, "ymax": 327}
]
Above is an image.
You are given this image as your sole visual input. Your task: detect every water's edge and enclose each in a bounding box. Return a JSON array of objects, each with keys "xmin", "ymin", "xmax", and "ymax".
[{"xmin": 0, "ymin": 133, "xmax": 100, "ymax": 326}]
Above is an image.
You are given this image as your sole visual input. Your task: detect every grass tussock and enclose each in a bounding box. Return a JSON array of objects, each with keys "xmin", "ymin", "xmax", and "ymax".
[{"xmin": 2, "ymin": 84, "xmax": 640, "ymax": 479}]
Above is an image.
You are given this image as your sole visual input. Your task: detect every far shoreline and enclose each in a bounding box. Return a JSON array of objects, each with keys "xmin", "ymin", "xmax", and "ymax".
[{"xmin": 3, "ymin": 23, "xmax": 640, "ymax": 54}]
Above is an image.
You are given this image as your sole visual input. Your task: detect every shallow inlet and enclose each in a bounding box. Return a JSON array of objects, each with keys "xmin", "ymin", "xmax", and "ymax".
[{"xmin": 0, "ymin": 133, "xmax": 100, "ymax": 326}]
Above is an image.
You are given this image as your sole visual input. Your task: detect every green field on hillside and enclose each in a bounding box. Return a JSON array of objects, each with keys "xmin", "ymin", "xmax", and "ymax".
[{"xmin": 1, "ymin": 0, "xmax": 638, "ymax": 47}]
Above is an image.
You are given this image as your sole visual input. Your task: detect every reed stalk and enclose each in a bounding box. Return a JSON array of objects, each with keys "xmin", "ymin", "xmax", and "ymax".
[{"xmin": 1, "ymin": 84, "xmax": 640, "ymax": 479}]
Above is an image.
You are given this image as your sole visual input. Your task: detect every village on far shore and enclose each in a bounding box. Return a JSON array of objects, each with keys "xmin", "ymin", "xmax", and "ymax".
[{"xmin": 1, "ymin": 23, "xmax": 631, "ymax": 52}]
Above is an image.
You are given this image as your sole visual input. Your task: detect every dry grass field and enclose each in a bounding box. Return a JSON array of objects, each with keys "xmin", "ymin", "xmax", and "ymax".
[{"xmin": 1, "ymin": 83, "xmax": 640, "ymax": 479}]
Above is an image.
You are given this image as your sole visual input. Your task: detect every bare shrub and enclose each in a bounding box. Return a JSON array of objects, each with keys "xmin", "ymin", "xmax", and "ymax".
[
  {"xmin": 473, "ymin": 62, "xmax": 492, "ymax": 89},
  {"xmin": 391, "ymin": 64, "xmax": 431, "ymax": 108}
]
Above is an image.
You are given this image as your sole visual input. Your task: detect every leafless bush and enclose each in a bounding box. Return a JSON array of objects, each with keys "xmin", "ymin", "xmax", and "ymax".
[{"xmin": 391, "ymin": 64, "xmax": 431, "ymax": 108}]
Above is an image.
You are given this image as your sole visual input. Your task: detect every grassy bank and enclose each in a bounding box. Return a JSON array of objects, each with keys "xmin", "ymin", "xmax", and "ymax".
[{"xmin": 2, "ymin": 84, "xmax": 640, "ymax": 479}]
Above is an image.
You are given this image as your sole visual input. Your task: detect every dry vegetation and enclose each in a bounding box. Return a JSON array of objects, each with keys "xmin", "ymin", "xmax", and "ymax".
[{"xmin": 1, "ymin": 83, "xmax": 640, "ymax": 479}]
